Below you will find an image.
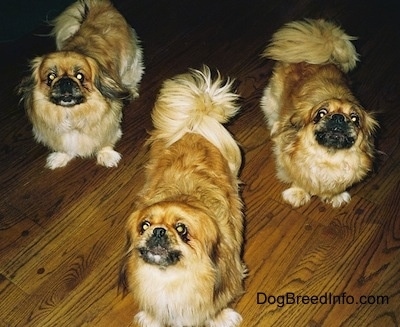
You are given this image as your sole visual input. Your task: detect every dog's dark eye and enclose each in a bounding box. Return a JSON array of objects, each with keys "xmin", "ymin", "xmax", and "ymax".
[
  {"xmin": 175, "ymin": 223, "xmax": 188, "ymax": 241},
  {"xmin": 350, "ymin": 113, "xmax": 360, "ymax": 126},
  {"xmin": 314, "ymin": 108, "xmax": 329, "ymax": 123},
  {"xmin": 75, "ymin": 73, "xmax": 84, "ymax": 83},
  {"xmin": 47, "ymin": 73, "xmax": 57, "ymax": 86},
  {"xmin": 141, "ymin": 221, "xmax": 151, "ymax": 232}
]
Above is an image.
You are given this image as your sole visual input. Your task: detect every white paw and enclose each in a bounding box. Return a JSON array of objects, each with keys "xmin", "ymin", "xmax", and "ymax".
[
  {"xmin": 46, "ymin": 152, "xmax": 74, "ymax": 169},
  {"xmin": 328, "ymin": 191, "xmax": 351, "ymax": 208},
  {"xmin": 96, "ymin": 147, "xmax": 121, "ymax": 167},
  {"xmin": 134, "ymin": 311, "xmax": 162, "ymax": 327},
  {"xmin": 206, "ymin": 308, "xmax": 242, "ymax": 327},
  {"xmin": 282, "ymin": 187, "xmax": 311, "ymax": 207}
]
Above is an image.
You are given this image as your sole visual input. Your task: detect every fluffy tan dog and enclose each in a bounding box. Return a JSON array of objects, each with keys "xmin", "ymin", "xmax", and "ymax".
[
  {"xmin": 261, "ymin": 19, "xmax": 378, "ymax": 207},
  {"xmin": 19, "ymin": 0, "xmax": 144, "ymax": 169},
  {"xmin": 120, "ymin": 66, "xmax": 246, "ymax": 327}
]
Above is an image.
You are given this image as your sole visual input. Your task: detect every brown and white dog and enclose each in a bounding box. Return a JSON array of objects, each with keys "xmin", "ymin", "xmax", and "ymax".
[
  {"xmin": 19, "ymin": 0, "xmax": 144, "ymax": 169},
  {"xmin": 261, "ymin": 19, "xmax": 378, "ymax": 207},
  {"xmin": 120, "ymin": 66, "xmax": 246, "ymax": 327}
]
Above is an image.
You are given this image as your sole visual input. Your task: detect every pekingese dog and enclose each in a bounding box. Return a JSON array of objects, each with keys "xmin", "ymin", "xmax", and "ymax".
[
  {"xmin": 18, "ymin": 0, "xmax": 144, "ymax": 169},
  {"xmin": 119, "ymin": 66, "xmax": 246, "ymax": 327},
  {"xmin": 261, "ymin": 19, "xmax": 378, "ymax": 207}
]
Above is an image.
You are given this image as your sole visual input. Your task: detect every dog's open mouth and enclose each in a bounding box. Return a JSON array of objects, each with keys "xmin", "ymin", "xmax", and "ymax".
[
  {"xmin": 139, "ymin": 246, "xmax": 181, "ymax": 267},
  {"xmin": 58, "ymin": 95, "xmax": 83, "ymax": 107},
  {"xmin": 315, "ymin": 114, "xmax": 357, "ymax": 149},
  {"xmin": 148, "ymin": 245, "xmax": 169, "ymax": 256},
  {"xmin": 50, "ymin": 77, "xmax": 85, "ymax": 107},
  {"xmin": 51, "ymin": 93, "xmax": 85, "ymax": 107},
  {"xmin": 315, "ymin": 130, "xmax": 355, "ymax": 149}
]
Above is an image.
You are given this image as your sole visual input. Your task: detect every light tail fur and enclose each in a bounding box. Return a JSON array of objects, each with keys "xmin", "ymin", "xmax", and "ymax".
[
  {"xmin": 51, "ymin": 0, "xmax": 89, "ymax": 50},
  {"xmin": 150, "ymin": 66, "xmax": 242, "ymax": 175},
  {"xmin": 263, "ymin": 18, "xmax": 359, "ymax": 72},
  {"xmin": 51, "ymin": 0, "xmax": 144, "ymax": 98}
]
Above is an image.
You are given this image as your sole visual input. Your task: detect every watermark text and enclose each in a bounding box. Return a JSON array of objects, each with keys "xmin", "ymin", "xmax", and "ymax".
[{"xmin": 257, "ymin": 292, "xmax": 389, "ymax": 308}]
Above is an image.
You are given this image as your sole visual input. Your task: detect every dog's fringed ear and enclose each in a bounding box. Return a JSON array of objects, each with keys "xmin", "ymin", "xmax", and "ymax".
[
  {"xmin": 210, "ymin": 239, "xmax": 228, "ymax": 301},
  {"xmin": 361, "ymin": 109, "xmax": 379, "ymax": 156},
  {"xmin": 95, "ymin": 70, "xmax": 132, "ymax": 103},
  {"xmin": 17, "ymin": 56, "xmax": 43, "ymax": 100},
  {"xmin": 118, "ymin": 232, "xmax": 133, "ymax": 297},
  {"xmin": 17, "ymin": 76, "xmax": 34, "ymax": 101},
  {"xmin": 271, "ymin": 113, "xmax": 305, "ymax": 139},
  {"xmin": 363, "ymin": 111, "xmax": 379, "ymax": 139},
  {"xmin": 289, "ymin": 113, "xmax": 306, "ymax": 130}
]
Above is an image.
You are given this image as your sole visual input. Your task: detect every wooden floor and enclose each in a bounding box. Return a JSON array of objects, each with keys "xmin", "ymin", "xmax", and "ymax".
[{"xmin": 1, "ymin": 0, "xmax": 399, "ymax": 326}]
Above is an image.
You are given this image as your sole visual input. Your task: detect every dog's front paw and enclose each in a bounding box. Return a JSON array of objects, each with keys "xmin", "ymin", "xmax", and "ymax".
[
  {"xmin": 96, "ymin": 146, "xmax": 121, "ymax": 167},
  {"xmin": 327, "ymin": 191, "xmax": 351, "ymax": 208},
  {"xmin": 206, "ymin": 308, "xmax": 242, "ymax": 327},
  {"xmin": 46, "ymin": 152, "xmax": 73, "ymax": 169},
  {"xmin": 134, "ymin": 311, "xmax": 162, "ymax": 327},
  {"xmin": 282, "ymin": 187, "xmax": 311, "ymax": 207}
]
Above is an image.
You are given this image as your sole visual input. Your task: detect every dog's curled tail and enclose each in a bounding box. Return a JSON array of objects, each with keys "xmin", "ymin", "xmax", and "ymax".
[
  {"xmin": 263, "ymin": 19, "xmax": 359, "ymax": 73},
  {"xmin": 150, "ymin": 65, "xmax": 242, "ymax": 175},
  {"xmin": 52, "ymin": 0, "xmax": 107, "ymax": 50}
]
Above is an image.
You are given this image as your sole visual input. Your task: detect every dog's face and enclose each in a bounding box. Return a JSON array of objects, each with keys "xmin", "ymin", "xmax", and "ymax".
[
  {"xmin": 126, "ymin": 201, "xmax": 220, "ymax": 268},
  {"xmin": 120, "ymin": 200, "xmax": 244, "ymax": 326},
  {"xmin": 291, "ymin": 99, "xmax": 377, "ymax": 151},
  {"xmin": 22, "ymin": 51, "xmax": 130, "ymax": 107},
  {"xmin": 29, "ymin": 52, "xmax": 97, "ymax": 107},
  {"xmin": 312, "ymin": 100, "xmax": 363, "ymax": 149}
]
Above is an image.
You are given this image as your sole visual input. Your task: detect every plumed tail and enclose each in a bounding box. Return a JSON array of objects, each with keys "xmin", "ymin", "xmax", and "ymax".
[
  {"xmin": 263, "ymin": 19, "xmax": 359, "ymax": 72},
  {"xmin": 150, "ymin": 66, "xmax": 242, "ymax": 175},
  {"xmin": 52, "ymin": 0, "xmax": 110, "ymax": 50}
]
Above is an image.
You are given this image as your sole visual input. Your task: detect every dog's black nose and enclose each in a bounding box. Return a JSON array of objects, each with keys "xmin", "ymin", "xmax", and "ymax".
[
  {"xmin": 57, "ymin": 77, "xmax": 74, "ymax": 94},
  {"xmin": 51, "ymin": 77, "xmax": 84, "ymax": 106},
  {"xmin": 331, "ymin": 113, "xmax": 345, "ymax": 123},
  {"xmin": 153, "ymin": 227, "xmax": 166, "ymax": 238}
]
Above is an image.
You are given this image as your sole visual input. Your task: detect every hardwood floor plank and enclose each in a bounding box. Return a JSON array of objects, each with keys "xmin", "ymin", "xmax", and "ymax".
[
  {"xmin": 237, "ymin": 197, "xmax": 386, "ymax": 326},
  {"xmin": 0, "ymin": 217, "xmax": 43, "ymax": 273},
  {"xmin": 0, "ymin": 274, "xmax": 28, "ymax": 326}
]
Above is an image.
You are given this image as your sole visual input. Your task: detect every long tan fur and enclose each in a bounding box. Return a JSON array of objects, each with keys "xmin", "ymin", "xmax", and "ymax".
[
  {"xmin": 261, "ymin": 19, "xmax": 378, "ymax": 207},
  {"xmin": 18, "ymin": 0, "xmax": 144, "ymax": 169},
  {"xmin": 52, "ymin": 0, "xmax": 144, "ymax": 96},
  {"xmin": 263, "ymin": 18, "xmax": 358, "ymax": 73},
  {"xmin": 121, "ymin": 66, "xmax": 246, "ymax": 327}
]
